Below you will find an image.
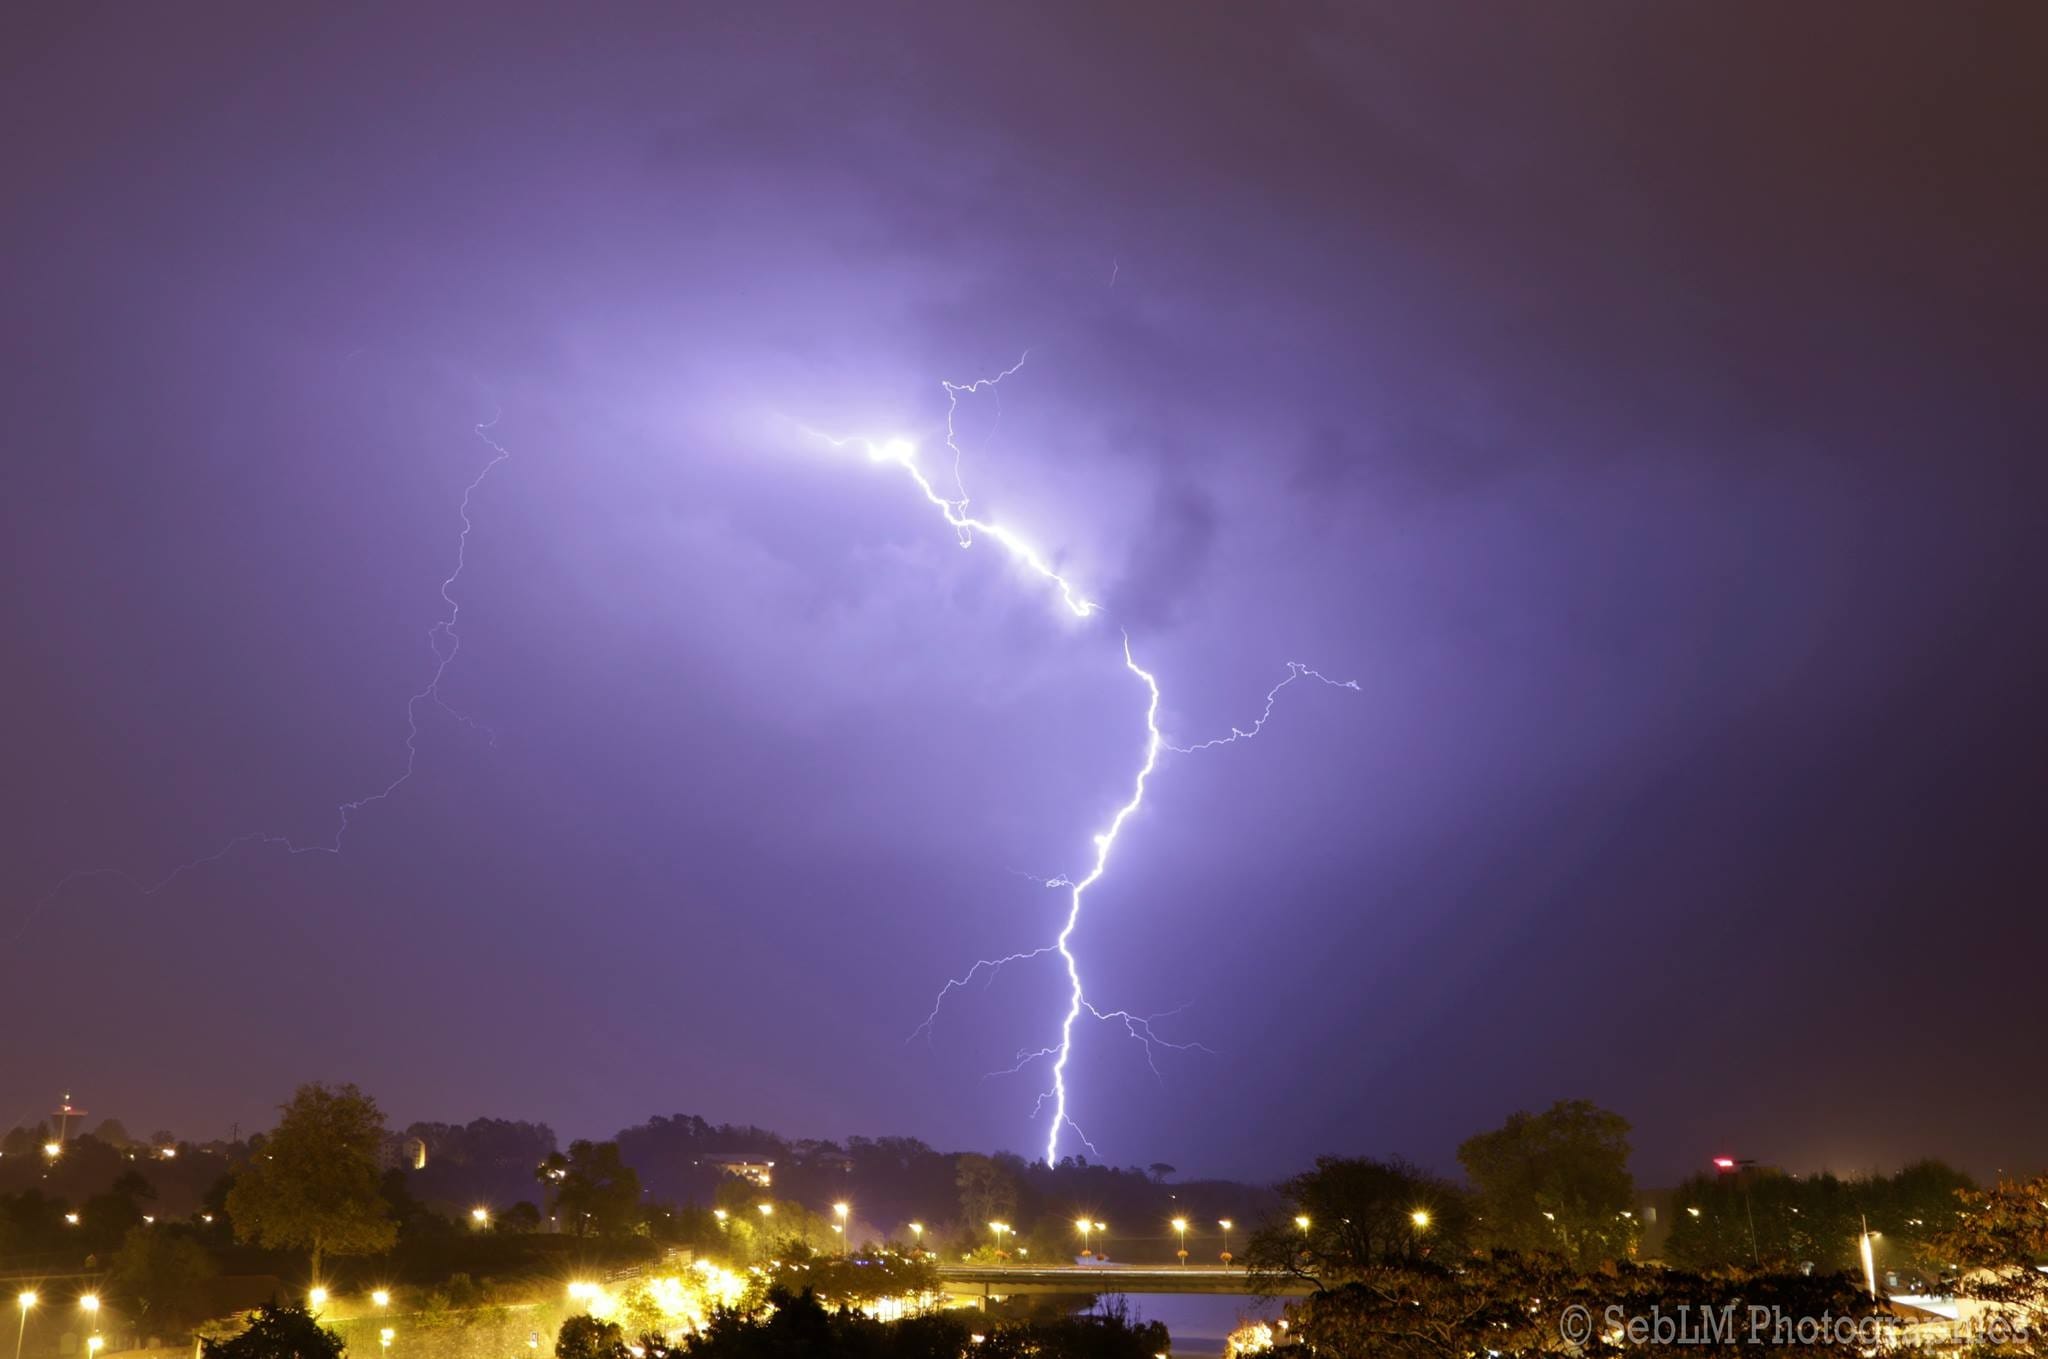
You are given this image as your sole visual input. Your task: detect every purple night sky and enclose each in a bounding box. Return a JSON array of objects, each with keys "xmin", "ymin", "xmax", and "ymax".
[{"xmin": 4, "ymin": 4, "xmax": 2044, "ymax": 1185}]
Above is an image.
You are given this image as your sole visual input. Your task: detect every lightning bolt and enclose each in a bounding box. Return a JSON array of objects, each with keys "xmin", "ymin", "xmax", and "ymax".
[
  {"xmin": 1039, "ymin": 632, "xmax": 1162, "ymax": 1165},
  {"xmin": 940, "ymin": 351, "xmax": 1028, "ymax": 532},
  {"xmin": 814, "ymin": 357, "xmax": 1354, "ymax": 1164},
  {"xmin": 1167, "ymin": 662, "xmax": 1361, "ymax": 753},
  {"xmin": 987, "ymin": 1004, "xmax": 1212, "ymax": 1083},
  {"xmin": 8, "ymin": 414, "xmax": 510, "ymax": 947},
  {"xmin": 1082, "ymin": 1002, "xmax": 1217, "ymax": 1079}
]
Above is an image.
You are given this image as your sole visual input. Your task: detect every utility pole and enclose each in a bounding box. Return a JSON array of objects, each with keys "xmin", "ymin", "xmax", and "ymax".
[{"xmin": 1714, "ymin": 1157, "xmax": 1760, "ymax": 1266}]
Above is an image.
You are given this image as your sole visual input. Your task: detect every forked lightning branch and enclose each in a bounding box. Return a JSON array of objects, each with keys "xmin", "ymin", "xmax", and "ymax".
[{"xmin": 809, "ymin": 356, "xmax": 1356, "ymax": 1165}]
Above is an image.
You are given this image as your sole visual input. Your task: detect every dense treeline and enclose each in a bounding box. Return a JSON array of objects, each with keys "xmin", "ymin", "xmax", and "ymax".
[
  {"xmin": 1664, "ymin": 1159, "xmax": 1974, "ymax": 1275},
  {"xmin": 10, "ymin": 1086, "xmax": 2045, "ymax": 1358},
  {"xmin": 3, "ymin": 1097, "xmax": 1268, "ymax": 1273}
]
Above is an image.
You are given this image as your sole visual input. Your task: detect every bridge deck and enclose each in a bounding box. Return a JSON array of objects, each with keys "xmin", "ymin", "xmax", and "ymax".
[{"xmin": 934, "ymin": 1265, "xmax": 1310, "ymax": 1297}]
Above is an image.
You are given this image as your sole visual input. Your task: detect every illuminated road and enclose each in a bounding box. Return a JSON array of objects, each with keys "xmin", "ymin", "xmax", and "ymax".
[{"xmin": 934, "ymin": 1264, "xmax": 1312, "ymax": 1297}]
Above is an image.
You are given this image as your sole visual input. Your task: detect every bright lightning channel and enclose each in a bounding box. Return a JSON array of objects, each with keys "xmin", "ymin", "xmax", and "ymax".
[
  {"xmin": 817, "ymin": 361, "xmax": 1353, "ymax": 1165},
  {"xmin": 9, "ymin": 416, "xmax": 511, "ymax": 947}
]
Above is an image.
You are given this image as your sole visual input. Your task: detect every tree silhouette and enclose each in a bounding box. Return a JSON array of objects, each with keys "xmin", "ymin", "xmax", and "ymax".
[
  {"xmin": 537, "ymin": 1140, "xmax": 642, "ymax": 1238},
  {"xmin": 1458, "ymin": 1099, "xmax": 1637, "ymax": 1267},
  {"xmin": 226, "ymin": 1083, "xmax": 396, "ymax": 1278},
  {"xmin": 199, "ymin": 1302, "xmax": 342, "ymax": 1359}
]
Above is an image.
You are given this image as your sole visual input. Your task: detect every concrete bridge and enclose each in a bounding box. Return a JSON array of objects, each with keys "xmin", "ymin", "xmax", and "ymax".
[{"xmin": 934, "ymin": 1264, "xmax": 1312, "ymax": 1299}]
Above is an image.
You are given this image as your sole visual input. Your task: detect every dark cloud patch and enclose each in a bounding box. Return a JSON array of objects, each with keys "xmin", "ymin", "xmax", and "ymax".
[{"xmin": 1110, "ymin": 474, "xmax": 1220, "ymax": 631}]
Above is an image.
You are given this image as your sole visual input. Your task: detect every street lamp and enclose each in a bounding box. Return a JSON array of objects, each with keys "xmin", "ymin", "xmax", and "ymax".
[
  {"xmin": 1714, "ymin": 1157, "xmax": 1761, "ymax": 1266},
  {"xmin": 1075, "ymin": 1218, "xmax": 1094, "ymax": 1255},
  {"xmin": 907, "ymin": 1222, "xmax": 924, "ymax": 1254},
  {"xmin": 78, "ymin": 1297, "xmax": 99, "ymax": 1319},
  {"xmin": 308, "ymin": 1288, "xmax": 328, "ymax": 1311},
  {"xmin": 988, "ymin": 1221, "xmax": 1011, "ymax": 1260},
  {"xmin": 379, "ymin": 1328, "xmax": 395, "ymax": 1356},
  {"xmin": 1294, "ymin": 1215, "xmax": 1310, "ymax": 1233},
  {"xmin": 1171, "ymin": 1218, "xmax": 1188, "ymax": 1265},
  {"xmin": 833, "ymin": 1202, "xmax": 850, "ymax": 1256},
  {"xmin": 713, "ymin": 1209, "xmax": 728, "ymax": 1227},
  {"xmin": 86, "ymin": 1338, "xmax": 102, "ymax": 1359},
  {"xmin": 15, "ymin": 1292, "xmax": 36, "ymax": 1359},
  {"xmin": 1218, "ymin": 1220, "xmax": 1234, "ymax": 1261},
  {"xmin": 756, "ymin": 1203, "xmax": 774, "ymax": 1219},
  {"xmin": 470, "ymin": 1207, "xmax": 490, "ymax": 1228}
]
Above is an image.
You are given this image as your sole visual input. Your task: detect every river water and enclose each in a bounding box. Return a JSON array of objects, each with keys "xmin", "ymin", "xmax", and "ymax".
[{"xmin": 1095, "ymin": 1292, "xmax": 1283, "ymax": 1359}]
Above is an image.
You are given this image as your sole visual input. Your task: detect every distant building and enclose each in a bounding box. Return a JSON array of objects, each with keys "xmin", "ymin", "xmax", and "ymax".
[
  {"xmin": 693, "ymin": 1154, "xmax": 775, "ymax": 1188},
  {"xmin": 1634, "ymin": 1187, "xmax": 1680, "ymax": 1259}
]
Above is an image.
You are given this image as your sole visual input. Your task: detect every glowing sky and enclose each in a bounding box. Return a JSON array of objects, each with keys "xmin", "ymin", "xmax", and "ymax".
[{"xmin": 4, "ymin": 4, "xmax": 2045, "ymax": 1182}]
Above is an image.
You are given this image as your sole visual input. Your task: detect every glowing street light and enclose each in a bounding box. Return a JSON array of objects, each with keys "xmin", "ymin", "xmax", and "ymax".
[
  {"xmin": 379, "ymin": 1329, "xmax": 395, "ymax": 1354},
  {"xmin": 987, "ymin": 1221, "xmax": 1012, "ymax": 1259},
  {"xmin": 372, "ymin": 1290, "xmax": 391, "ymax": 1310},
  {"xmin": 471, "ymin": 1207, "xmax": 491, "ymax": 1228},
  {"xmin": 713, "ymin": 1209, "xmax": 728, "ymax": 1226},
  {"xmin": 15, "ymin": 1293, "xmax": 36, "ymax": 1359},
  {"xmin": 756, "ymin": 1203, "xmax": 774, "ymax": 1219},
  {"xmin": 1074, "ymin": 1218, "xmax": 1094, "ymax": 1255},
  {"xmin": 308, "ymin": 1288, "xmax": 329, "ymax": 1310},
  {"xmin": 833, "ymin": 1202, "xmax": 850, "ymax": 1256},
  {"xmin": 86, "ymin": 1338, "xmax": 102, "ymax": 1359},
  {"xmin": 1218, "ymin": 1219, "xmax": 1234, "ymax": 1261},
  {"xmin": 1171, "ymin": 1218, "xmax": 1188, "ymax": 1265},
  {"xmin": 907, "ymin": 1222, "xmax": 924, "ymax": 1252},
  {"xmin": 78, "ymin": 1297, "xmax": 99, "ymax": 1318},
  {"xmin": 42, "ymin": 1143, "xmax": 61, "ymax": 1160},
  {"xmin": 1294, "ymin": 1215, "xmax": 1311, "ymax": 1233}
]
